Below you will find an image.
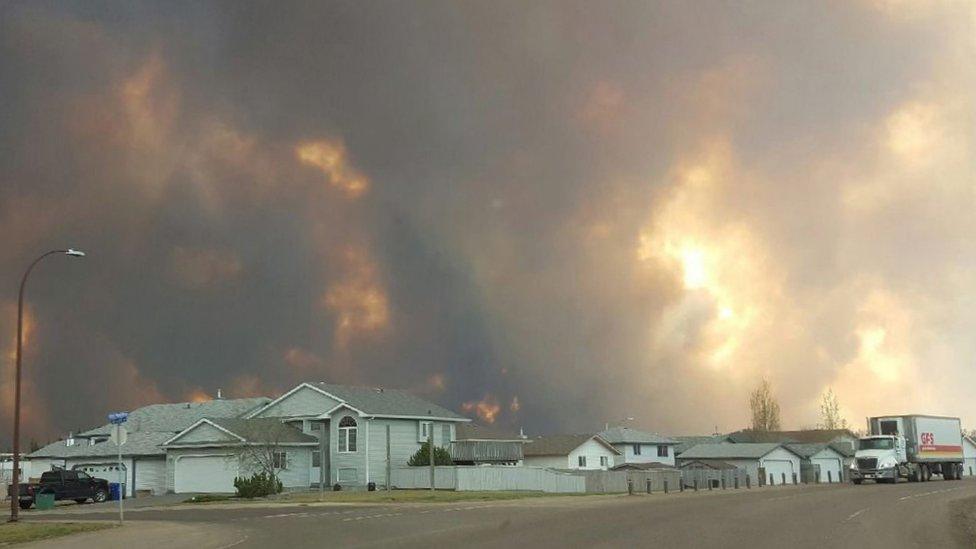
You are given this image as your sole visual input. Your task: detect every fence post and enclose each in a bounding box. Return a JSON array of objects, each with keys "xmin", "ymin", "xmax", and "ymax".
[
  {"xmin": 815, "ymin": 470, "xmax": 820, "ymax": 484},
  {"xmin": 770, "ymin": 474, "xmax": 775, "ymax": 486},
  {"xmin": 664, "ymin": 479, "xmax": 669, "ymax": 494},
  {"xmin": 646, "ymin": 478, "xmax": 652, "ymax": 494},
  {"xmin": 627, "ymin": 479, "xmax": 633, "ymax": 495},
  {"xmin": 792, "ymin": 472, "xmax": 797, "ymax": 485},
  {"xmin": 708, "ymin": 477, "xmax": 712, "ymax": 491},
  {"xmin": 734, "ymin": 475, "xmax": 739, "ymax": 489},
  {"xmin": 721, "ymin": 477, "xmax": 726, "ymax": 490},
  {"xmin": 746, "ymin": 474, "xmax": 751, "ymax": 489},
  {"xmin": 827, "ymin": 470, "xmax": 832, "ymax": 484},
  {"xmin": 694, "ymin": 479, "xmax": 698, "ymax": 492}
]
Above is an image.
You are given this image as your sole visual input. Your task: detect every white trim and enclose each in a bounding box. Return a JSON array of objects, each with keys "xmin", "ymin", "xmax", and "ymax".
[
  {"xmin": 163, "ymin": 418, "xmax": 247, "ymax": 446},
  {"xmin": 319, "ymin": 402, "xmax": 368, "ymax": 419},
  {"xmin": 245, "ymin": 383, "xmax": 337, "ymax": 418},
  {"xmin": 365, "ymin": 419, "xmax": 370, "ymax": 484},
  {"xmin": 165, "ymin": 442, "xmax": 319, "ymax": 449}
]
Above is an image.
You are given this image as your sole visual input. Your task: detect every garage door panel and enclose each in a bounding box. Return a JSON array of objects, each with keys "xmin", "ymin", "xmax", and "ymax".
[
  {"xmin": 175, "ymin": 455, "xmax": 238, "ymax": 493},
  {"xmin": 763, "ymin": 460, "xmax": 795, "ymax": 484},
  {"xmin": 811, "ymin": 457, "xmax": 842, "ymax": 483}
]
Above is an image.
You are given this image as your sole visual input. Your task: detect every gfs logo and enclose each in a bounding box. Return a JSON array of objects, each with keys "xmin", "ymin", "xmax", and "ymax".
[{"xmin": 920, "ymin": 432, "xmax": 935, "ymax": 446}]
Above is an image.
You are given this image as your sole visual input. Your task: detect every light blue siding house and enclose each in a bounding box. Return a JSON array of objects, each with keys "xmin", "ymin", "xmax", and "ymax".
[{"xmin": 164, "ymin": 381, "xmax": 471, "ymax": 492}]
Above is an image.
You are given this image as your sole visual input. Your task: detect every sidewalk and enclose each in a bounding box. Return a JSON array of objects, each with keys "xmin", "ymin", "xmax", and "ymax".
[{"xmin": 23, "ymin": 520, "xmax": 246, "ymax": 549}]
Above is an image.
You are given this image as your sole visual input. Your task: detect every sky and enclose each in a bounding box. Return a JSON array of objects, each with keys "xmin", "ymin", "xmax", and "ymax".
[{"xmin": 1, "ymin": 0, "xmax": 974, "ymax": 445}]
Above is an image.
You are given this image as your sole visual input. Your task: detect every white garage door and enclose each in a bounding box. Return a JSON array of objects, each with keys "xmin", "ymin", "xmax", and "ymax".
[
  {"xmin": 175, "ymin": 455, "xmax": 238, "ymax": 494},
  {"xmin": 763, "ymin": 460, "xmax": 796, "ymax": 484},
  {"xmin": 811, "ymin": 457, "xmax": 842, "ymax": 483}
]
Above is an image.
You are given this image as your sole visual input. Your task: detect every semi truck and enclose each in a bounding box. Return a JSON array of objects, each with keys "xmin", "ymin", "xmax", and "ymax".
[{"xmin": 850, "ymin": 414, "xmax": 964, "ymax": 484}]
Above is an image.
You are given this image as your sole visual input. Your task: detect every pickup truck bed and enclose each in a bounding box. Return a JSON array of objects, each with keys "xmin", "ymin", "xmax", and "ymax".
[{"xmin": 9, "ymin": 470, "xmax": 110, "ymax": 509}]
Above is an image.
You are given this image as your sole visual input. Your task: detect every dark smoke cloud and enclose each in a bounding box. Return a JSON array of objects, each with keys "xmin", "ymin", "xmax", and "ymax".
[{"xmin": 1, "ymin": 1, "xmax": 974, "ymax": 444}]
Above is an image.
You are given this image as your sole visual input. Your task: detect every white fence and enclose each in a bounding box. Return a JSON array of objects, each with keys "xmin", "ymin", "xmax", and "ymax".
[
  {"xmin": 574, "ymin": 469, "xmax": 682, "ymax": 494},
  {"xmin": 391, "ymin": 466, "xmax": 585, "ymax": 493}
]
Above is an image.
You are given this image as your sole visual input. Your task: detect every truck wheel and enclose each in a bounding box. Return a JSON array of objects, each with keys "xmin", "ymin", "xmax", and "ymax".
[
  {"xmin": 944, "ymin": 465, "xmax": 954, "ymax": 480},
  {"xmin": 92, "ymin": 489, "xmax": 108, "ymax": 503},
  {"xmin": 909, "ymin": 467, "xmax": 919, "ymax": 482},
  {"xmin": 922, "ymin": 464, "xmax": 931, "ymax": 482},
  {"xmin": 18, "ymin": 501, "xmax": 31, "ymax": 510}
]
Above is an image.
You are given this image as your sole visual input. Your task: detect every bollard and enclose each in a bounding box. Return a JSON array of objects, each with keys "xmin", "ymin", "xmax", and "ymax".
[
  {"xmin": 770, "ymin": 474, "xmax": 775, "ymax": 486},
  {"xmin": 647, "ymin": 478, "xmax": 652, "ymax": 494},
  {"xmin": 746, "ymin": 475, "xmax": 751, "ymax": 489},
  {"xmin": 781, "ymin": 472, "xmax": 786, "ymax": 486},
  {"xmin": 827, "ymin": 470, "xmax": 832, "ymax": 484},
  {"xmin": 708, "ymin": 478, "xmax": 713, "ymax": 491},
  {"xmin": 970, "ymin": 466, "xmax": 973, "ymax": 476},
  {"xmin": 734, "ymin": 476, "xmax": 739, "ymax": 489},
  {"xmin": 628, "ymin": 479, "xmax": 634, "ymax": 495},
  {"xmin": 721, "ymin": 477, "xmax": 726, "ymax": 490},
  {"xmin": 680, "ymin": 479, "xmax": 684, "ymax": 492},
  {"xmin": 792, "ymin": 472, "xmax": 797, "ymax": 485},
  {"xmin": 664, "ymin": 480, "xmax": 669, "ymax": 494},
  {"xmin": 815, "ymin": 471, "xmax": 820, "ymax": 484},
  {"xmin": 694, "ymin": 479, "xmax": 698, "ymax": 492}
]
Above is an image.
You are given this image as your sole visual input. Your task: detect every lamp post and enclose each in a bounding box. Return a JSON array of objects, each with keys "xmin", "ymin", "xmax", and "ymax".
[{"xmin": 9, "ymin": 249, "xmax": 85, "ymax": 522}]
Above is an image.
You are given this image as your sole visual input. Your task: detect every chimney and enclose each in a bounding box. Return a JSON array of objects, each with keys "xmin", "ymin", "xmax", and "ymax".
[
  {"xmin": 216, "ymin": 388, "xmax": 222, "ymax": 399},
  {"xmin": 65, "ymin": 432, "xmax": 75, "ymax": 447}
]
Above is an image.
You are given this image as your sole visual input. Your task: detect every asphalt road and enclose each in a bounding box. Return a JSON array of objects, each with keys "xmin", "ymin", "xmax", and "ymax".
[{"xmin": 30, "ymin": 479, "xmax": 976, "ymax": 548}]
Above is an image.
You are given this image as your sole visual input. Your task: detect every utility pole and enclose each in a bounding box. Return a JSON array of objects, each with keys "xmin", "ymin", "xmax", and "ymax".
[{"xmin": 9, "ymin": 248, "xmax": 85, "ymax": 523}]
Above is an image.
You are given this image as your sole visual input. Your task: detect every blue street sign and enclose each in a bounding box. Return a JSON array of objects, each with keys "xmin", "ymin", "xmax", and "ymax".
[{"xmin": 108, "ymin": 412, "xmax": 129, "ymax": 424}]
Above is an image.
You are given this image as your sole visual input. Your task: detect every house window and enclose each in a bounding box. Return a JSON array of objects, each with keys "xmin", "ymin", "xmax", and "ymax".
[
  {"xmin": 419, "ymin": 421, "xmax": 433, "ymax": 442},
  {"xmin": 600, "ymin": 456, "xmax": 608, "ymax": 467},
  {"xmin": 442, "ymin": 424, "xmax": 451, "ymax": 445},
  {"xmin": 312, "ymin": 451, "xmax": 321, "ymax": 468},
  {"xmin": 578, "ymin": 456, "xmax": 587, "ymax": 467},
  {"xmin": 633, "ymin": 444, "xmax": 642, "ymax": 455},
  {"xmin": 272, "ymin": 451, "xmax": 287, "ymax": 469},
  {"xmin": 338, "ymin": 416, "xmax": 358, "ymax": 453},
  {"xmin": 657, "ymin": 445, "xmax": 668, "ymax": 457}
]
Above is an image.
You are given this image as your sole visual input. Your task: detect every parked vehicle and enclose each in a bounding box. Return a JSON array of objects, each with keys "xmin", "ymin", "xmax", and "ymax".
[
  {"xmin": 850, "ymin": 414, "xmax": 964, "ymax": 484},
  {"xmin": 9, "ymin": 469, "xmax": 110, "ymax": 509}
]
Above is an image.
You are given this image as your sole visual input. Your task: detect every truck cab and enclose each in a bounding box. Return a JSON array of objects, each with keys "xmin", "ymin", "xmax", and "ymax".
[{"xmin": 851, "ymin": 435, "xmax": 905, "ymax": 483}]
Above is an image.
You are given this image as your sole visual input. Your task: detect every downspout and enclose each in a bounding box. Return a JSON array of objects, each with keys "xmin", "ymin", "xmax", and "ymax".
[{"xmin": 365, "ymin": 419, "xmax": 370, "ymax": 485}]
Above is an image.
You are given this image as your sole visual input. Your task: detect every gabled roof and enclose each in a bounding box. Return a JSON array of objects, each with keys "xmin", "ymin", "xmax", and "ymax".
[
  {"xmin": 455, "ymin": 422, "xmax": 525, "ymax": 442},
  {"xmin": 164, "ymin": 417, "xmax": 317, "ymax": 446},
  {"xmin": 726, "ymin": 429, "xmax": 858, "ymax": 444},
  {"xmin": 523, "ymin": 434, "xmax": 621, "ymax": 457},
  {"xmin": 678, "ymin": 443, "xmax": 801, "ymax": 460},
  {"xmin": 611, "ymin": 462, "xmax": 676, "ymax": 471},
  {"xmin": 79, "ymin": 397, "xmax": 270, "ymax": 437},
  {"xmin": 29, "ymin": 432, "xmax": 174, "ymax": 458},
  {"xmin": 599, "ymin": 426, "xmax": 677, "ymax": 445},
  {"xmin": 679, "ymin": 459, "xmax": 738, "ymax": 470},
  {"xmin": 672, "ymin": 435, "xmax": 733, "ymax": 455},
  {"xmin": 248, "ymin": 382, "xmax": 469, "ymax": 421},
  {"xmin": 785, "ymin": 443, "xmax": 847, "ymax": 459}
]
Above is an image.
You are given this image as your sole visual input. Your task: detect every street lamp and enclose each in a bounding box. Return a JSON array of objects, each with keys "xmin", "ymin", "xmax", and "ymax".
[{"xmin": 9, "ymin": 249, "xmax": 85, "ymax": 522}]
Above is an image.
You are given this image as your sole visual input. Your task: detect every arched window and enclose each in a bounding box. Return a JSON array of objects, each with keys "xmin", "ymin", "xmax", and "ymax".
[{"xmin": 338, "ymin": 416, "xmax": 358, "ymax": 453}]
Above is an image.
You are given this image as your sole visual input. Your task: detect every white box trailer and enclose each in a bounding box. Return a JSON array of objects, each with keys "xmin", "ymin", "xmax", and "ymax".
[{"xmin": 852, "ymin": 414, "xmax": 964, "ymax": 483}]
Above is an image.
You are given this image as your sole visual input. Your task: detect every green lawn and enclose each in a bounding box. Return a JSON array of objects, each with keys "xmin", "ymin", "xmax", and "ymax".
[{"xmin": 0, "ymin": 522, "xmax": 114, "ymax": 545}]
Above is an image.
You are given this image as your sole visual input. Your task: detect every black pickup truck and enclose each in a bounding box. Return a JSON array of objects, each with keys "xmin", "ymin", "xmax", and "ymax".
[{"xmin": 10, "ymin": 470, "xmax": 110, "ymax": 509}]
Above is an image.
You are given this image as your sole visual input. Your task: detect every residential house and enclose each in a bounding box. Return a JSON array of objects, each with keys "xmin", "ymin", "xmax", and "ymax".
[
  {"xmin": 785, "ymin": 443, "xmax": 849, "ymax": 483},
  {"xmin": 598, "ymin": 427, "xmax": 678, "ymax": 467},
  {"xmin": 450, "ymin": 423, "xmax": 527, "ymax": 466},
  {"xmin": 727, "ymin": 429, "xmax": 860, "ymax": 455},
  {"xmin": 28, "ymin": 397, "xmax": 269, "ymax": 497},
  {"xmin": 677, "ymin": 443, "xmax": 803, "ymax": 485},
  {"xmin": 672, "ymin": 435, "xmax": 733, "ymax": 456},
  {"xmin": 963, "ymin": 436, "xmax": 976, "ymax": 477},
  {"xmin": 163, "ymin": 382, "xmax": 471, "ymax": 492},
  {"xmin": 522, "ymin": 434, "xmax": 620, "ymax": 470}
]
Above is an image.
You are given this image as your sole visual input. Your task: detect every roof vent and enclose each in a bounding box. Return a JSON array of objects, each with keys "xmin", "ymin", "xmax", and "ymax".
[
  {"xmin": 65, "ymin": 433, "xmax": 75, "ymax": 447},
  {"xmin": 216, "ymin": 388, "xmax": 223, "ymax": 399}
]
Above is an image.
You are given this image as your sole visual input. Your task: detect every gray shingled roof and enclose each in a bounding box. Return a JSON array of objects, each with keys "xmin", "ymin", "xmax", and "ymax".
[
  {"xmin": 307, "ymin": 382, "xmax": 467, "ymax": 420},
  {"xmin": 599, "ymin": 427, "xmax": 678, "ymax": 445},
  {"xmin": 523, "ymin": 434, "xmax": 621, "ymax": 457},
  {"xmin": 726, "ymin": 429, "xmax": 858, "ymax": 444},
  {"xmin": 30, "ymin": 432, "xmax": 173, "ymax": 458},
  {"xmin": 201, "ymin": 418, "xmax": 317, "ymax": 444},
  {"xmin": 678, "ymin": 443, "xmax": 794, "ymax": 460},
  {"xmin": 672, "ymin": 435, "xmax": 732, "ymax": 455},
  {"xmin": 784, "ymin": 443, "xmax": 849, "ymax": 459},
  {"xmin": 79, "ymin": 397, "xmax": 270, "ymax": 436}
]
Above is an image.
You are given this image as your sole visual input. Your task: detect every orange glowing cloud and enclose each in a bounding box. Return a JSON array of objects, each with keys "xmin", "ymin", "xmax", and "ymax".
[
  {"xmin": 227, "ymin": 374, "xmax": 272, "ymax": 398},
  {"xmin": 323, "ymin": 248, "xmax": 390, "ymax": 348},
  {"xmin": 184, "ymin": 389, "xmax": 211, "ymax": 403},
  {"xmin": 296, "ymin": 140, "xmax": 369, "ymax": 198},
  {"xmin": 283, "ymin": 347, "xmax": 324, "ymax": 371},
  {"xmin": 509, "ymin": 396, "xmax": 521, "ymax": 413},
  {"xmin": 462, "ymin": 394, "xmax": 502, "ymax": 424}
]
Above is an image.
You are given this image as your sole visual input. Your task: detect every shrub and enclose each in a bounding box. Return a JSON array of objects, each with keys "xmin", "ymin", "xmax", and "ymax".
[
  {"xmin": 407, "ymin": 442, "xmax": 453, "ymax": 466},
  {"xmin": 234, "ymin": 472, "xmax": 283, "ymax": 498}
]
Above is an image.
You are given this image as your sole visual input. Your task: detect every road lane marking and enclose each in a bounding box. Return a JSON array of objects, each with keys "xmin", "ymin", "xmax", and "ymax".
[
  {"xmin": 845, "ymin": 508, "xmax": 868, "ymax": 522},
  {"xmin": 898, "ymin": 487, "xmax": 964, "ymax": 502}
]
